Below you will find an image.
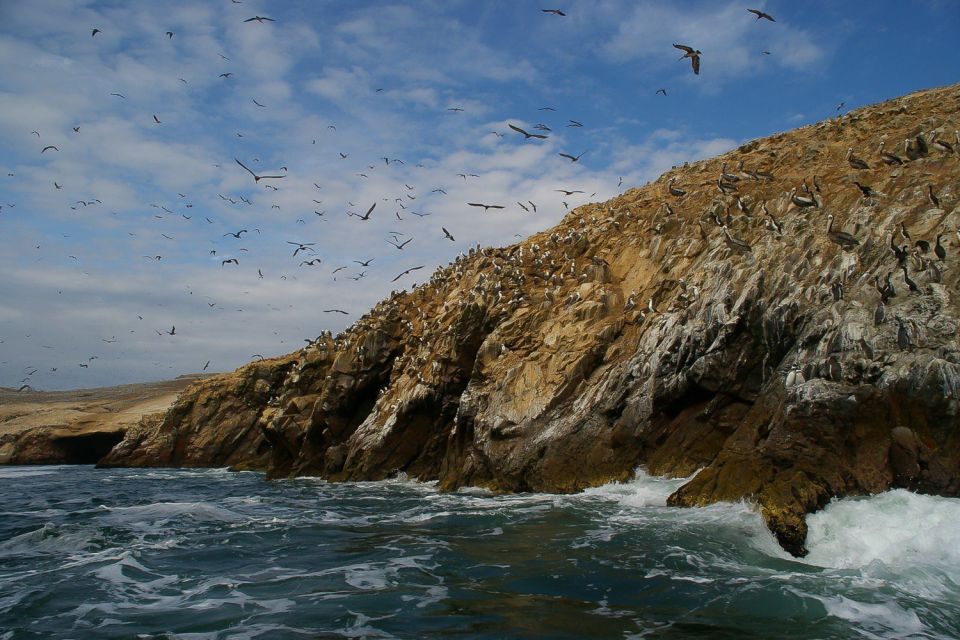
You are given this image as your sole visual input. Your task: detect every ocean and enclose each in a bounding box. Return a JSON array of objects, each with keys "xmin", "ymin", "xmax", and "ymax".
[{"xmin": 1, "ymin": 466, "xmax": 957, "ymax": 639}]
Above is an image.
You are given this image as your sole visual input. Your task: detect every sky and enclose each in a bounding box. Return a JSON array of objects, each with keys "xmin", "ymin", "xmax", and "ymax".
[{"xmin": 0, "ymin": 0, "xmax": 957, "ymax": 391}]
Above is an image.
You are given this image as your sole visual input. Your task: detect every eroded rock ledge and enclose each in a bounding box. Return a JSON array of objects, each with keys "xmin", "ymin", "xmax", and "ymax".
[{"xmin": 100, "ymin": 84, "xmax": 960, "ymax": 555}]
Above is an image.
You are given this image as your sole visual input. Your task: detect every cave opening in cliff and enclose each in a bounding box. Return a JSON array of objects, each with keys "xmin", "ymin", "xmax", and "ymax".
[
  {"xmin": 52, "ymin": 432, "xmax": 125, "ymax": 464},
  {"xmin": 661, "ymin": 384, "xmax": 716, "ymax": 420}
]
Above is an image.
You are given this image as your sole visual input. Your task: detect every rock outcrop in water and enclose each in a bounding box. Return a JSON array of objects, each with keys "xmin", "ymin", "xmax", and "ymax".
[{"xmin": 99, "ymin": 84, "xmax": 960, "ymax": 555}]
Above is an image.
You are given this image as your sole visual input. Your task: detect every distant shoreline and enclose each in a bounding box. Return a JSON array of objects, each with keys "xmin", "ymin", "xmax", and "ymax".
[{"xmin": 0, "ymin": 375, "xmax": 210, "ymax": 465}]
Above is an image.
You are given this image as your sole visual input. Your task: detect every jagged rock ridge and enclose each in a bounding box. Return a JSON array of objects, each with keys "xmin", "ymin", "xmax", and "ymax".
[{"xmin": 100, "ymin": 83, "xmax": 960, "ymax": 556}]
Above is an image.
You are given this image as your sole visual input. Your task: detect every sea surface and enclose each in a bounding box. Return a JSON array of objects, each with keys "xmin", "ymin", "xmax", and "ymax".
[{"xmin": 1, "ymin": 466, "xmax": 958, "ymax": 639}]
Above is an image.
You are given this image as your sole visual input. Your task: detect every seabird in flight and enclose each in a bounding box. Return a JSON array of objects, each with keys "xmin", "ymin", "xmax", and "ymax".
[
  {"xmin": 349, "ymin": 202, "xmax": 377, "ymax": 221},
  {"xmin": 673, "ymin": 44, "xmax": 701, "ymax": 75},
  {"xmin": 508, "ymin": 124, "xmax": 548, "ymax": 140},
  {"xmin": 747, "ymin": 9, "xmax": 775, "ymax": 21},
  {"xmin": 235, "ymin": 158, "xmax": 284, "ymax": 183},
  {"xmin": 392, "ymin": 265, "xmax": 424, "ymax": 282},
  {"xmin": 467, "ymin": 202, "xmax": 506, "ymax": 212},
  {"xmin": 558, "ymin": 151, "xmax": 587, "ymax": 162}
]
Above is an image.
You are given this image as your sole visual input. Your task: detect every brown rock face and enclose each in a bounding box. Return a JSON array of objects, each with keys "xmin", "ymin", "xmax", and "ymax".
[
  {"xmin": 0, "ymin": 377, "xmax": 204, "ymax": 466},
  {"xmin": 102, "ymin": 84, "xmax": 960, "ymax": 555}
]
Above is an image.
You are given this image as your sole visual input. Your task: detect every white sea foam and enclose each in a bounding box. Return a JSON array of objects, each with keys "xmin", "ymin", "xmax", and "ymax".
[
  {"xmin": 101, "ymin": 501, "xmax": 244, "ymax": 526},
  {"xmin": 0, "ymin": 467, "xmax": 61, "ymax": 479},
  {"xmin": 804, "ymin": 490, "xmax": 960, "ymax": 572},
  {"xmin": 580, "ymin": 468, "xmax": 696, "ymax": 507},
  {"xmin": 818, "ymin": 595, "xmax": 926, "ymax": 639}
]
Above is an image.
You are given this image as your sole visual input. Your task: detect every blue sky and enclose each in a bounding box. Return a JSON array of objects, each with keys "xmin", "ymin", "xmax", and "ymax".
[{"xmin": 0, "ymin": 0, "xmax": 957, "ymax": 390}]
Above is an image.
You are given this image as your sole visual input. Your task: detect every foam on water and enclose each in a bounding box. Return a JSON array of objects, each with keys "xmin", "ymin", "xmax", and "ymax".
[
  {"xmin": 804, "ymin": 489, "xmax": 960, "ymax": 571},
  {"xmin": 0, "ymin": 467, "xmax": 61, "ymax": 479},
  {"xmin": 580, "ymin": 468, "xmax": 693, "ymax": 507},
  {"xmin": 101, "ymin": 501, "xmax": 244, "ymax": 526},
  {"xmin": 3, "ymin": 466, "xmax": 959, "ymax": 639}
]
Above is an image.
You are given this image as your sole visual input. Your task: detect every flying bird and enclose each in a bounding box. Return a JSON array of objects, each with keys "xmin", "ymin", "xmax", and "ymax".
[
  {"xmin": 235, "ymin": 158, "xmax": 284, "ymax": 183},
  {"xmin": 153, "ymin": 114, "xmax": 161, "ymax": 124},
  {"xmin": 567, "ymin": 120, "xmax": 583, "ymax": 127},
  {"xmin": 243, "ymin": 16, "xmax": 275, "ymax": 23},
  {"xmin": 555, "ymin": 189, "xmax": 584, "ymax": 196},
  {"xmin": 508, "ymin": 124, "xmax": 548, "ymax": 140},
  {"xmin": 41, "ymin": 145, "xmax": 58, "ymax": 153},
  {"xmin": 224, "ymin": 230, "xmax": 248, "ymax": 238},
  {"xmin": 467, "ymin": 202, "xmax": 506, "ymax": 212},
  {"xmin": 558, "ymin": 151, "xmax": 587, "ymax": 162},
  {"xmin": 656, "ymin": 88, "xmax": 667, "ymax": 96},
  {"xmin": 673, "ymin": 43, "xmax": 701, "ymax": 75},
  {"xmin": 442, "ymin": 227, "xmax": 455, "ymax": 241},
  {"xmin": 387, "ymin": 238, "xmax": 412, "ymax": 250},
  {"xmin": 392, "ymin": 265, "xmax": 424, "ymax": 282},
  {"xmin": 287, "ymin": 241, "xmax": 317, "ymax": 256},
  {"xmin": 350, "ymin": 202, "xmax": 377, "ymax": 221},
  {"xmin": 252, "ymin": 98, "xmax": 266, "ymax": 107},
  {"xmin": 166, "ymin": 31, "xmax": 174, "ymax": 38},
  {"xmin": 222, "ymin": 258, "xmax": 239, "ymax": 266},
  {"xmin": 747, "ymin": 9, "xmax": 775, "ymax": 21},
  {"xmin": 91, "ymin": 28, "xmax": 101, "ymax": 37},
  {"xmin": 542, "ymin": 9, "xmax": 566, "ymax": 16},
  {"xmin": 323, "ymin": 309, "xmax": 349, "ymax": 314}
]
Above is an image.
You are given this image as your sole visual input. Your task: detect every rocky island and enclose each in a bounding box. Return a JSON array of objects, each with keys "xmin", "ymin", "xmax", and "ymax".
[{"xmin": 8, "ymin": 84, "xmax": 960, "ymax": 556}]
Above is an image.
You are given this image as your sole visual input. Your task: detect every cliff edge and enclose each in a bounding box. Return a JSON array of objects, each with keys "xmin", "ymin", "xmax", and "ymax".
[{"xmin": 99, "ymin": 84, "xmax": 960, "ymax": 555}]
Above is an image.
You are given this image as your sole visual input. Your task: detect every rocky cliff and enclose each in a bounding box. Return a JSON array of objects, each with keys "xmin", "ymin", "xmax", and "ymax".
[
  {"xmin": 0, "ymin": 376, "xmax": 205, "ymax": 465},
  {"xmin": 99, "ymin": 84, "xmax": 960, "ymax": 556}
]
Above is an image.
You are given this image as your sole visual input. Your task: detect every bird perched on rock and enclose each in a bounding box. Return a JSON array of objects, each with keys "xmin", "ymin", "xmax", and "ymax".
[
  {"xmin": 785, "ymin": 365, "xmax": 805, "ymax": 388},
  {"xmin": 877, "ymin": 141, "xmax": 903, "ymax": 166},
  {"xmin": 721, "ymin": 226, "xmax": 752, "ymax": 254},
  {"xmin": 667, "ymin": 178, "xmax": 686, "ymax": 197},
  {"xmin": 896, "ymin": 318, "xmax": 912, "ymax": 351},
  {"xmin": 853, "ymin": 181, "xmax": 882, "ymax": 199},
  {"xmin": 845, "ymin": 148, "xmax": 870, "ymax": 169},
  {"xmin": 825, "ymin": 214, "xmax": 860, "ymax": 249}
]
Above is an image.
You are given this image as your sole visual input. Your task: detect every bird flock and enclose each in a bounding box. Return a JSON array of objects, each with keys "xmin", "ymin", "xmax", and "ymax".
[{"xmin": 3, "ymin": 5, "xmax": 936, "ymax": 390}]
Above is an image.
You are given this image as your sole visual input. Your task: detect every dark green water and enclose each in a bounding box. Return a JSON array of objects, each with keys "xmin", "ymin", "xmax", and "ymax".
[{"xmin": 1, "ymin": 466, "xmax": 957, "ymax": 639}]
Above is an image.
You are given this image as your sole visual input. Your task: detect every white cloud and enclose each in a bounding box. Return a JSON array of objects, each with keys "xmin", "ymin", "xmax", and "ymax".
[{"xmin": 598, "ymin": 1, "xmax": 828, "ymax": 82}]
